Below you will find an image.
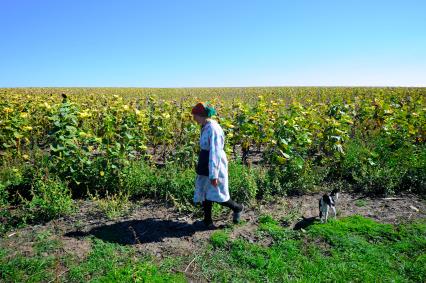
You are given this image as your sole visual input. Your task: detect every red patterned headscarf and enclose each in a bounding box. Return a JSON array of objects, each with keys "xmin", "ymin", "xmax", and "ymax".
[
  {"xmin": 191, "ymin": 102, "xmax": 217, "ymax": 117},
  {"xmin": 191, "ymin": 102, "xmax": 207, "ymax": 117}
]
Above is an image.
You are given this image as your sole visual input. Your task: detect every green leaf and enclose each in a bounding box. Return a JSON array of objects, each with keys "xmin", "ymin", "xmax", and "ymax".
[
  {"xmin": 13, "ymin": 132, "xmax": 24, "ymax": 139},
  {"xmin": 279, "ymin": 150, "xmax": 290, "ymax": 159}
]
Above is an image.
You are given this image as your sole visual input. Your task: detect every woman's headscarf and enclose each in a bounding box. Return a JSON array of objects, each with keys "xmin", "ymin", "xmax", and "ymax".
[{"xmin": 191, "ymin": 102, "xmax": 217, "ymax": 117}]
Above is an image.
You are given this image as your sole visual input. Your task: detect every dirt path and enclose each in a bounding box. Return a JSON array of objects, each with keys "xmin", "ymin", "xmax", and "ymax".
[{"xmin": 1, "ymin": 193, "xmax": 425, "ymax": 261}]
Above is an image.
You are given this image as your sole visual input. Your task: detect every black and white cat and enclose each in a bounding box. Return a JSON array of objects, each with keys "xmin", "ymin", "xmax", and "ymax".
[{"xmin": 319, "ymin": 189, "xmax": 339, "ymax": 223}]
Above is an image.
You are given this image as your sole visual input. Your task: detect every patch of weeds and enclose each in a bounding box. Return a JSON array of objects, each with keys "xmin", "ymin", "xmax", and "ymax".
[
  {"xmin": 35, "ymin": 229, "xmax": 53, "ymax": 241},
  {"xmin": 228, "ymin": 162, "xmax": 259, "ymax": 204},
  {"xmin": 230, "ymin": 239, "xmax": 269, "ymax": 269},
  {"xmin": 89, "ymin": 191, "xmax": 132, "ymax": 219},
  {"xmin": 308, "ymin": 215, "xmax": 399, "ymax": 244},
  {"xmin": 159, "ymin": 256, "xmax": 186, "ymax": 273},
  {"xmin": 121, "ymin": 161, "xmax": 195, "ymax": 212},
  {"xmin": 66, "ymin": 238, "xmax": 130, "ymax": 281},
  {"xmin": 91, "ymin": 261, "xmax": 186, "ymax": 282},
  {"xmin": 258, "ymin": 214, "xmax": 279, "ymax": 225},
  {"xmin": 258, "ymin": 214, "xmax": 289, "ymax": 241},
  {"xmin": 74, "ymin": 219, "xmax": 85, "ymax": 232},
  {"xmin": 210, "ymin": 230, "xmax": 230, "ymax": 248},
  {"xmin": 195, "ymin": 248, "xmax": 233, "ymax": 281},
  {"xmin": 25, "ymin": 176, "xmax": 74, "ymax": 223},
  {"xmin": 355, "ymin": 199, "xmax": 368, "ymax": 207},
  {"xmin": 280, "ymin": 208, "xmax": 300, "ymax": 226},
  {"xmin": 0, "ymin": 247, "xmax": 56, "ymax": 282},
  {"xmin": 232, "ymin": 218, "xmax": 248, "ymax": 227},
  {"xmin": 34, "ymin": 230, "xmax": 62, "ymax": 255},
  {"xmin": 66, "ymin": 238, "xmax": 185, "ymax": 282}
]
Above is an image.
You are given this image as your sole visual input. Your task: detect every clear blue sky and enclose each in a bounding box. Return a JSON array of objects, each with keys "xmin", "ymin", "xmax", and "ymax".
[{"xmin": 1, "ymin": 0, "xmax": 425, "ymax": 87}]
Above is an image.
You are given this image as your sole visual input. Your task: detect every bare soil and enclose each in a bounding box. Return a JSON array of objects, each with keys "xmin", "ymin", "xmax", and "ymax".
[{"xmin": 1, "ymin": 193, "xmax": 425, "ymax": 262}]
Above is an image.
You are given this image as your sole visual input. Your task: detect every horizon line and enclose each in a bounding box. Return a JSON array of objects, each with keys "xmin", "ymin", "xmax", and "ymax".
[{"xmin": 1, "ymin": 85, "xmax": 426, "ymax": 89}]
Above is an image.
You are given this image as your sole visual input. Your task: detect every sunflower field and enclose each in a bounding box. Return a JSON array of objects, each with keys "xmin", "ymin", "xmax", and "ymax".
[{"xmin": 0, "ymin": 87, "xmax": 425, "ymax": 229}]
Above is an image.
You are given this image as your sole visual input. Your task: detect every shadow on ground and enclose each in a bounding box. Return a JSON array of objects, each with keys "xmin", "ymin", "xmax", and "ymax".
[
  {"xmin": 293, "ymin": 216, "xmax": 317, "ymax": 230},
  {"xmin": 64, "ymin": 218, "xmax": 205, "ymax": 245}
]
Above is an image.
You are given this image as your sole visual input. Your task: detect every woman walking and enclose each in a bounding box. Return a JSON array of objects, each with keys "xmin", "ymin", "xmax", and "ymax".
[{"xmin": 191, "ymin": 102, "xmax": 244, "ymax": 228}]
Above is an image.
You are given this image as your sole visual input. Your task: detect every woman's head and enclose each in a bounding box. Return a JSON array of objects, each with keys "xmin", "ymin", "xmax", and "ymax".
[{"xmin": 191, "ymin": 102, "xmax": 216, "ymax": 125}]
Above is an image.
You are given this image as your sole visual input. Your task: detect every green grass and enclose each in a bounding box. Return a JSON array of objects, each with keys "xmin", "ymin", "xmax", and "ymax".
[
  {"xmin": 1, "ymin": 215, "xmax": 425, "ymax": 282},
  {"xmin": 198, "ymin": 215, "xmax": 426, "ymax": 282},
  {"xmin": 210, "ymin": 230, "xmax": 230, "ymax": 248},
  {"xmin": 0, "ymin": 237, "xmax": 186, "ymax": 282},
  {"xmin": 66, "ymin": 239, "xmax": 186, "ymax": 283}
]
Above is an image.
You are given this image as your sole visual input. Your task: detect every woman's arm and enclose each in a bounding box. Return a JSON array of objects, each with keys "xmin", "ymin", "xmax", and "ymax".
[{"xmin": 208, "ymin": 126, "xmax": 222, "ymax": 183}]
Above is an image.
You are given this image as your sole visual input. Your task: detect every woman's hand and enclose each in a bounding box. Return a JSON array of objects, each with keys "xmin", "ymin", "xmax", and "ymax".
[{"xmin": 210, "ymin": 179, "xmax": 218, "ymax": 187}]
